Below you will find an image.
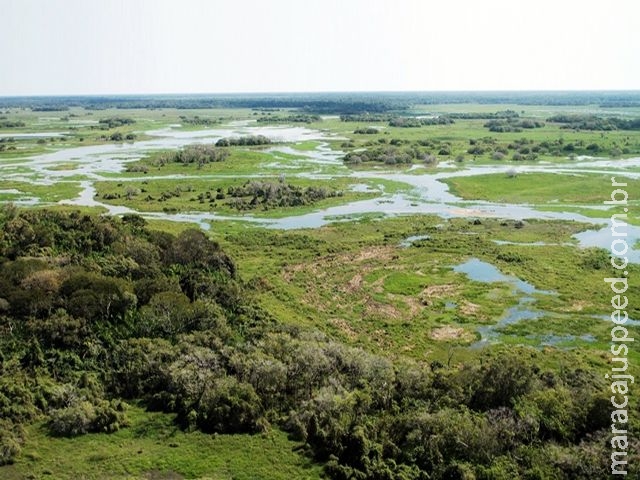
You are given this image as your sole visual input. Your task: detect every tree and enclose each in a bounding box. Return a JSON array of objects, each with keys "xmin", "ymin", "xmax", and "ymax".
[
  {"xmin": 195, "ymin": 377, "xmax": 264, "ymax": 434},
  {"xmin": 137, "ymin": 291, "xmax": 192, "ymax": 338}
]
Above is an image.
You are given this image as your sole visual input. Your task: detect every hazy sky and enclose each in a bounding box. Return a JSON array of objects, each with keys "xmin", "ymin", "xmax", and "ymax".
[{"xmin": 2, "ymin": 0, "xmax": 639, "ymax": 95}]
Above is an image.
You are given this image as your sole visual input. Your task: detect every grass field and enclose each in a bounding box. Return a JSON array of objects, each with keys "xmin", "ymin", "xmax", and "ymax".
[
  {"xmin": 3, "ymin": 406, "xmax": 321, "ymax": 480},
  {"xmin": 211, "ymin": 214, "xmax": 639, "ymax": 365},
  {"xmin": 93, "ymin": 175, "xmax": 389, "ymax": 217},
  {"xmin": 444, "ymin": 172, "xmax": 640, "ymax": 204}
]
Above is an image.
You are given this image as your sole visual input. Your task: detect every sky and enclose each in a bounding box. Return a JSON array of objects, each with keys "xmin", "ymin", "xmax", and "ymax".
[{"xmin": 1, "ymin": 0, "xmax": 639, "ymax": 95}]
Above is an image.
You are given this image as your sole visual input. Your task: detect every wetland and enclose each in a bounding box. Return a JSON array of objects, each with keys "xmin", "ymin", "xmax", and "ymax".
[{"xmin": 1, "ymin": 92, "xmax": 639, "ymax": 479}]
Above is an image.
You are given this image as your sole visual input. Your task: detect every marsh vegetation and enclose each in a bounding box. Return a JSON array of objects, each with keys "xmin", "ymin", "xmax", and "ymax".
[{"xmin": 0, "ymin": 91, "xmax": 639, "ymax": 479}]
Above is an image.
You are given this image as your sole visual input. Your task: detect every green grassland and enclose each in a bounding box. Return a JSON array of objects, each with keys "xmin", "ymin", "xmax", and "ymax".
[
  {"xmin": 0, "ymin": 180, "xmax": 84, "ymax": 203},
  {"xmin": 444, "ymin": 172, "xmax": 640, "ymax": 225},
  {"xmin": 111, "ymin": 147, "xmax": 348, "ymax": 178},
  {"xmin": 93, "ymin": 176, "xmax": 386, "ymax": 217},
  {"xmin": 3, "ymin": 406, "xmax": 321, "ymax": 480},
  {"xmin": 0, "ymin": 107, "xmax": 254, "ymax": 158},
  {"xmin": 212, "ymin": 214, "xmax": 639, "ymax": 365},
  {"xmin": 410, "ymin": 102, "xmax": 640, "ymax": 118},
  {"xmin": 2, "ymin": 105, "xmax": 639, "ymax": 169},
  {"xmin": 444, "ymin": 172, "xmax": 639, "ymax": 204},
  {"xmin": 307, "ymin": 117, "xmax": 640, "ymax": 165}
]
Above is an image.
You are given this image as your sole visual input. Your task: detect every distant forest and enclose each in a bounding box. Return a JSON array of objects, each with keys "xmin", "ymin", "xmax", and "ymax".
[{"xmin": 1, "ymin": 91, "xmax": 639, "ymax": 114}]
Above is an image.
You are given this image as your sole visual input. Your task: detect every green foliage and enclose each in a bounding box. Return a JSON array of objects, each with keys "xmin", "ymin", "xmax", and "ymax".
[
  {"xmin": 226, "ymin": 180, "xmax": 344, "ymax": 211},
  {"xmin": 257, "ymin": 113, "xmax": 321, "ymax": 123},
  {"xmin": 548, "ymin": 114, "xmax": 640, "ymax": 131},
  {"xmin": 179, "ymin": 114, "xmax": 221, "ymax": 126},
  {"xmin": 344, "ymin": 144, "xmax": 434, "ymax": 165},
  {"xmin": 194, "ymin": 377, "xmax": 264, "ymax": 434},
  {"xmin": 48, "ymin": 401, "xmax": 100, "ymax": 436},
  {"xmin": 353, "ymin": 127, "xmax": 380, "ymax": 134},
  {"xmin": 97, "ymin": 117, "xmax": 135, "ymax": 129},
  {"xmin": 153, "ymin": 143, "xmax": 230, "ymax": 168},
  {"xmin": 216, "ymin": 135, "xmax": 271, "ymax": 147},
  {"xmin": 484, "ymin": 119, "xmax": 544, "ymax": 132},
  {"xmin": 469, "ymin": 350, "xmax": 536, "ymax": 410},
  {"xmin": 48, "ymin": 399, "xmax": 128, "ymax": 437},
  {"xmin": 0, "ymin": 120, "xmax": 26, "ymax": 128},
  {"xmin": 389, "ymin": 116, "xmax": 454, "ymax": 127},
  {"xmin": 0, "ymin": 209, "xmax": 632, "ymax": 479},
  {"xmin": 0, "ymin": 420, "xmax": 24, "ymax": 466},
  {"xmin": 0, "ymin": 375, "xmax": 38, "ymax": 424}
]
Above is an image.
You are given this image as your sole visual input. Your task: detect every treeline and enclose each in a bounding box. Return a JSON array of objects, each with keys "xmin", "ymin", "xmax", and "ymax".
[
  {"xmin": 31, "ymin": 106, "xmax": 70, "ymax": 112},
  {"xmin": 179, "ymin": 115, "xmax": 221, "ymax": 126},
  {"xmin": 225, "ymin": 180, "xmax": 342, "ymax": 211},
  {"xmin": 344, "ymin": 145, "xmax": 436, "ymax": 165},
  {"xmin": 2, "ymin": 91, "xmax": 640, "ymax": 111},
  {"xmin": 97, "ymin": 117, "xmax": 136, "ymax": 129},
  {"xmin": 342, "ymin": 115, "xmax": 454, "ymax": 128},
  {"xmin": 389, "ymin": 116, "xmax": 454, "ymax": 127},
  {"xmin": 99, "ymin": 132, "xmax": 136, "ymax": 142},
  {"xmin": 484, "ymin": 119, "xmax": 545, "ymax": 132},
  {"xmin": 256, "ymin": 114, "xmax": 321, "ymax": 123},
  {"xmin": 175, "ymin": 144, "xmax": 230, "ymax": 163},
  {"xmin": 340, "ymin": 113, "xmax": 391, "ymax": 122},
  {"xmin": 0, "ymin": 120, "xmax": 26, "ymax": 128},
  {"xmin": 464, "ymin": 136, "xmax": 618, "ymax": 160},
  {"xmin": 0, "ymin": 94, "xmax": 399, "ymax": 114},
  {"xmin": 341, "ymin": 115, "xmax": 455, "ymax": 128},
  {"xmin": 215, "ymin": 135, "xmax": 271, "ymax": 147},
  {"xmin": 0, "ymin": 208, "xmax": 634, "ymax": 479},
  {"xmin": 135, "ymin": 138, "xmax": 271, "ymax": 171},
  {"xmin": 0, "ymin": 137, "xmax": 17, "ymax": 151},
  {"xmin": 354, "ymin": 127, "xmax": 380, "ymax": 134},
  {"xmin": 344, "ymin": 133, "xmax": 636, "ymax": 163},
  {"xmin": 0, "ymin": 209, "xmax": 245, "ymax": 462},
  {"xmin": 547, "ymin": 114, "xmax": 640, "ymax": 131},
  {"xmin": 447, "ymin": 110, "xmax": 520, "ymax": 120},
  {"xmin": 128, "ymin": 146, "xmax": 228, "ymax": 172}
]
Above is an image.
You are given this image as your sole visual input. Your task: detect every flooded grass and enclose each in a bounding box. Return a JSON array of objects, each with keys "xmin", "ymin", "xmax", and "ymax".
[{"xmin": 2, "ymin": 107, "xmax": 639, "ymax": 358}]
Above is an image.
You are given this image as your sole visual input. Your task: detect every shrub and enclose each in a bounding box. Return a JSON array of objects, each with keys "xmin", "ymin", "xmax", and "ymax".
[
  {"xmin": 196, "ymin": 377, "xmax": 264, "ymax": 434},
  {"xmin": 48, "ymin": 399, "xmax": 127, "ymax": 436},
  {"xmin": 48, "ymin": 401, "xmax": 96, "ymax": 436},
  {"xmin": 0, "ymin": 420, "xmax": 24, "ymax": 466},
  {"xmin": 92, "ymin": 399, "xmax": 128, "ymax": 433}
]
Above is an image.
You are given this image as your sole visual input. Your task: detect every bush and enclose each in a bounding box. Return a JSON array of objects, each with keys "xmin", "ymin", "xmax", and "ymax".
[
  {"xmin": 0, "ymin": 376, "xmax": 38, "ymax": 424},
  {"xmin": 48, "ymin": 399, "xmax": 127, "ymax": 437},
  {"xmin": 0, "ymin": 420, "xmax": 24, "ymax": 466},
  {"xmin": 92, "ymin": 399, "xmax": 128, "ymax": 433},
  {"xmin": 48, "ymin": 401, "xmax": 96, "ymax": 436},
  {"xmin": 196, "ymin": 377, "xmax": 264, "ymax": 434}
]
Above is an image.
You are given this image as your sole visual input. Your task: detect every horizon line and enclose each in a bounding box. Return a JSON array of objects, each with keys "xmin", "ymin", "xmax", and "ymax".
[{"xmin": 1, "ymin": 89, "xmax": 640, "ymax": 99}]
